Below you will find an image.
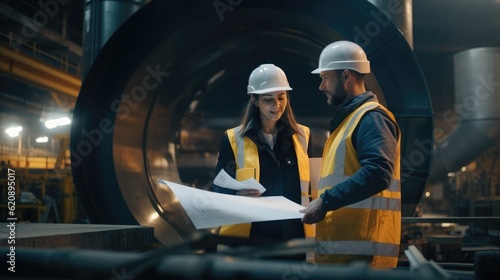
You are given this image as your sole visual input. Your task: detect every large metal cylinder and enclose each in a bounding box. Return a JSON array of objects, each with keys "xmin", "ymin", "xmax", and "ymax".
[
  {"xmin": 430, "ymin": 48, "xmax": 500, "ymax": 181},
  {"xmin": 368, "ymin": 0, "xmax": 413, "ymax": 48},
  {"xmin": 71, "ymin": 0, "xmax": 433, "ymax": 245},
  {"xmin": 82, "ymin": 0, "xmax": 148, "ymax": 78}
]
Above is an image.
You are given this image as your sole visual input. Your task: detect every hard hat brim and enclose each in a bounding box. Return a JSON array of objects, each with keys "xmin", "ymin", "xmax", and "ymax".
[
  {"xmin": 310, "ymin": 66, "xmax": 370, "ymax": 74},
  {"xmin": 311, "ymin": 68, "xmax": 323, "ymax": 74},
  {"xmin": 248, "ymin": 86, "xmax": 292, "ymax": 95}
]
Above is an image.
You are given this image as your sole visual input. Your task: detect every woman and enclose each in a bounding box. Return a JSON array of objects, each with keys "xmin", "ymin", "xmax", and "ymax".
[{"xmin": 211, "ymin": 64, "xmax": 312, "ymax": 258}]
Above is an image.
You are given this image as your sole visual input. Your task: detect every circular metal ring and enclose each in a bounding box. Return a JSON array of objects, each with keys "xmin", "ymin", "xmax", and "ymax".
[{"xmin": 71, "ymin": 0, "xmax": 433, "ymax": 245}]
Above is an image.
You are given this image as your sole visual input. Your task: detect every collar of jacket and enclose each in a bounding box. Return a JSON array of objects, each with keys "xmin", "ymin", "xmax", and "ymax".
[
  {"xmin": 245, "ymin": 119, "xmax": 293, "ymax": 143},
  {"xmin": 329, "ymin": 91, "xmax": 377, "ymax": 133}
]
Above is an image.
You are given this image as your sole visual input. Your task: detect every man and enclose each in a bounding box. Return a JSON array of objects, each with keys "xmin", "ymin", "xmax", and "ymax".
[{"xmin": 300, "ymin": 41, "xmax": 401, "ymax": 269}]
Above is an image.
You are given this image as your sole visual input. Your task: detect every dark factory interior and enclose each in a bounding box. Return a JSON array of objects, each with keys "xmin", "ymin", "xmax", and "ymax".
[{"xmin": 0, "ymin": 0, "xmax": 500, "ymax": 279}]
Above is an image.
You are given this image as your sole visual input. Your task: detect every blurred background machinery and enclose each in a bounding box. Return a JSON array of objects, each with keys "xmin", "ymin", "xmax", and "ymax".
[{"xmin": 0, "ymin": 133, "xmax": 80, "ymax": 223}]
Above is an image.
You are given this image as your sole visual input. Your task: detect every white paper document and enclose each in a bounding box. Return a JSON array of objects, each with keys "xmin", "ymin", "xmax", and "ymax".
[
  {"xmin": 158, "ymin": 179, "xmax": 304, "ymax": 229},
  {"xmin": 212, "ymin": 169, "xmax": 266, "ymax": 194}
]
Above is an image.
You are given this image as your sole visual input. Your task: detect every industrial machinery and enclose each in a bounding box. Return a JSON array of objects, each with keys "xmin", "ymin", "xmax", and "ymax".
[
  {"xmin": 0, "ymin": 231, "xmax": 471, "ymax": 280},
  {"xmin": 71, "ymin": 0, "xmax": 433, "ymax": 246}
]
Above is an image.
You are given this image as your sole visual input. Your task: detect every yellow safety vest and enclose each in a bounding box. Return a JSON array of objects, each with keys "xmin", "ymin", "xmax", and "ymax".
[
  {"xmin": 219, "ymin": 124, "xmax": 314, "ymax": 239},
  {"xmin": 315, "ymin": 101, "xmax": 401, "ymax": 269}
]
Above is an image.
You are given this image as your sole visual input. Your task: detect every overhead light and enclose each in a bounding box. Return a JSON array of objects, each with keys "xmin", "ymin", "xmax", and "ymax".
[
  {"xmin": 441, "ymin": 223, "xmax": 453, "ymax": 228},
  {"xmin": 45, "ymin": 117, "xmax": 72, "ymax": 129},
  {"xmin": 5, "ymin": 126, "xmax": 22, "ymax": 137},
  {"xmin": 35, "ymin": 136, "xmax": 49, "ymax": 143}
]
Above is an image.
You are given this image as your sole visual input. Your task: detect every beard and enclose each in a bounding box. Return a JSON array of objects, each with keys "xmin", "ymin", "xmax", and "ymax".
[{"xmin": 331, "ymin": 82, "xmax": 348, "ymax": 107}]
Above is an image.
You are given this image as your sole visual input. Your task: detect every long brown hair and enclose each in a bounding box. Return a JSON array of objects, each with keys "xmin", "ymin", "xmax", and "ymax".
[{"xmin": 239, "ymin": 92, "xmax": 302, "ymax": 137}]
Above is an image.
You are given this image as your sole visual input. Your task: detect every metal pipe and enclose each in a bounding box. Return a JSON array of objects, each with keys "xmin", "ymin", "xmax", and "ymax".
[
  {"xmin": 429, "ymin": 48, "xmax": 500, "ymax": 182},
  {"xmin": 0, "ymin": 246, "xmax": 432, "ymax": 280},
  {"xmin": 82, "ymin": 0, "xmax": 148, "ymax": 79}
]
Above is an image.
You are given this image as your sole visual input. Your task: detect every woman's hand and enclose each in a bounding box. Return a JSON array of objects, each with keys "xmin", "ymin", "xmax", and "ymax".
[{"xmin": 236, "ymin": 189, "xmax": 261, "ymax": 197}]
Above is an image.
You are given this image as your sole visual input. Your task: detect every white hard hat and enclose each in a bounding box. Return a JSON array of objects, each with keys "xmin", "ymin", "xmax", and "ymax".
[
  {"xmin": 247, "ymin": 64, "xmax": 292, "ymax": 94},
  {"xmin": 311, "ymin": 41, "xmax": 370, "ymax": 74}
]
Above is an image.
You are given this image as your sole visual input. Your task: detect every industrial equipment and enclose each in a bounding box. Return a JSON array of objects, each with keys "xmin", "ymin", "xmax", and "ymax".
[{"xmin": 71, "ymin": 0, "xmax": 433, "ymax": 246}]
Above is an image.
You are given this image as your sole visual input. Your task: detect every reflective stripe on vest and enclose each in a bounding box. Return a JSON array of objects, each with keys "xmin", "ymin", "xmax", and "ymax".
[
  {"xmin": 293, "ymin": 125, "xmax": 311, "ymax": 207},
  {"xmin": 319, "ymin": 174, "xmax": 400, "ymax": 192},
  {"xmin": 316, "ymin": 101, "xmax": 401, "ymax": 268},
  {"xmin": 322, "ymin": 102, "xmax": 379, "ymax": 186},
  {"xmin": 219, "ymin": 124, "xmax": 311, "ymax": 238},
  {"xmin": 316, "ymin": 240, "xmax": 400, "ymax": 257},
  {"xmin": 319, "ymin": 174, "xmax": 401, "ymax": 211},
  {"xmin": 235, "ymin": 126, "xmax": 245, "ymax": 169}
]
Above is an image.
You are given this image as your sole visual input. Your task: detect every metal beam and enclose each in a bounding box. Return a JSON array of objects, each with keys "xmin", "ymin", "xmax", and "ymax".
[
  {"xmin": 0, "ymin": 45, "xmax": 81, "ymax": 98},
  {"xmin": 0, "ymin": 2, "xmax": 83, "ymax": 57}
]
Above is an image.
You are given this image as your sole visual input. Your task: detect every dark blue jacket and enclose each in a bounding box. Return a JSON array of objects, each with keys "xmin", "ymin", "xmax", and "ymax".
[{"xmin": 321, "ymin": 92, "xmax": 400, "ymax": 211}]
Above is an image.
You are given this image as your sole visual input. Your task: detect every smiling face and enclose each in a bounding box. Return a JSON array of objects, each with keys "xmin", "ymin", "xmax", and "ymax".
[
  {"xmin": 255, "ymin": 91, "xmax": 288, "ymax": 123},
  {"xmin": 319, "ymin": 70, "xmax": 347, "ymax": 106}
]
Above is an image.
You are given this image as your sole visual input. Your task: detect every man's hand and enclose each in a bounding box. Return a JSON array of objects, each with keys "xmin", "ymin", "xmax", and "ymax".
[
  {"xmin": 300, "ymin": 197, "xmax": 327, "ymax": 224},
  {"xmin": 236, "ymin": 189, "xmax": 261, "ymax": 197}
]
